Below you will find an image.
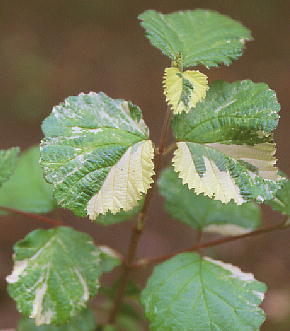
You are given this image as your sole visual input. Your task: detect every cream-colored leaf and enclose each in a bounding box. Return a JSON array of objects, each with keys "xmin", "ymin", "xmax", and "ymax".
[
  {"xmin": 172, "ymin": 142, "xmax": 245, "ymax": 204},
  {"xmin": 163, "ymin": 67, "xmax": 208, "ymax": 114},
  {"xmin": 207, "ymin": 142, "xmax": 279, "ymax": 180},
  {"xmin": 87, "ymin": 140, "xmax": 154, "ymax": 219}
]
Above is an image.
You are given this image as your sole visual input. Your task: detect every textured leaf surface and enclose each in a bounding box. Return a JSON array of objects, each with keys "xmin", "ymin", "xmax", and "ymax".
[
  {"xmin": 265, "ymin": 178, "xmax": 290, "ymax": 216},
  {"xmin": 163, "ymin": 67, "xmax": 208, "ymax": 114},
  {"xmin": 172, "ymin": 80, "xmax": 282, "ymax": 204},
  {"xmin": 7, "ymin": 227, "xmax": 102, "ymax": 325},
  {"xmin": 0, "ymin": 147, "xmax": 19, "ymax": 187},
  {"xmin": 139, "ymin": 9, "xmax": 252, "ymax": 68},
  {"xmin": 158, "ymin": 168, "xmax": 261, "ymax": 235},
  {"xmin": 17, "ymin": 309, "xmax": 96, "ymax": 331},
  {"xmin": 0, "ymin": 147, "xmax": 55, "ymax": 215},
  {"xmin": 40, "ymin": 92, "xmax": 154, "ymax": 220},
  {"xmin": 141, "ymin": 252, "xmax": 266, "ymax": 331}
]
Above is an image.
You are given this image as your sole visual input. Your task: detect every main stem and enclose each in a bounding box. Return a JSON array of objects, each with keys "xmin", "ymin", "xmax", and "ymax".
[{"xmin": 107, "ymin": 106, "xmax": 172, "ymax": 324}]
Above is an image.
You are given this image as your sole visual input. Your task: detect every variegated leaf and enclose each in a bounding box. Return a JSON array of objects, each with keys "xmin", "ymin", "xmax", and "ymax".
[
  {"xmin": 40, "ymin": 92, "xmax": 155, "ymax": 220},
  {"xmin": 163, "ymin": 67, "xmax": 208, "ymax": 114},
  {"xmin": 172, "ymin": 80, "xmax": 283, "ymax": 204},
  {"xmin": 7, "ymin": 227, "xmax": 102, "ymax": 325}
]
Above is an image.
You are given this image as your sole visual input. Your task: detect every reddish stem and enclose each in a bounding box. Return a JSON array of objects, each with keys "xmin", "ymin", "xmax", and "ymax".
[
  {"xmin": 0, "ymin": 206, "xmax": 62, "ymax": 227},
  {"xmin": 133, "ymin": 218, "xmax": 289, "ymax": 268}
]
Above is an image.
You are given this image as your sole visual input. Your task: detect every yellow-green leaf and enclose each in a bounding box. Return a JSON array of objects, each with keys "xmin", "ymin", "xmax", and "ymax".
[{"xmin": 163, "ymin": 67, "xmax": 208, "ymax": 114}]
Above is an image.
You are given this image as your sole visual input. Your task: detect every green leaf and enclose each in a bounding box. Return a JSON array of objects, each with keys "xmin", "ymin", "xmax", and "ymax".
[
  {"xmin": 172, "ymin": 80, "xmax": 283, "ymax": 205},
  {"xmin": 141, "ymin": 252, "xmax": 266, "ymax": 331},
  {"xmin": 158, "ymin": 167, "xmax": 261, "ymax": 235},
  {"xmin": 139, "ymin": 9, "xmax": 252, "ymax": 68},
  {"xmin": 40, "ymin": 92, "xmax": 155, "ymax": 221},
  {"xmin": 0, "ymin": 146, "xmax": 55, "ymax": 215},
  {"xmin": 99, "ymin": 246, "xmax": 121, "ymax": 273},
  {"xmin": 17, "ymin": 308, "xmax": 97, "ymax": 331},
  {"xmin": 93, "ymin": 198, "xmax": 143, "ymax": 225},
  {"xmin": 7, "ymin": 227, "xmax": 102, "ymax": 325},
  {"xmin": 265, "ymin": 178, "xmax": 290, "ymax": 216},
  {"xmin": 0, "ymin": 147, "xmax": 19, "ymax": 187}
]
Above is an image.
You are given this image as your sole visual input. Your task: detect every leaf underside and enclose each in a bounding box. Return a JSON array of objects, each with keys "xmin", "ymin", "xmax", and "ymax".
[
  {"xmin": 158, "ymin": 167, "xmax": 261, "ymax": 235},
  {"xmin": 0, "ymin": 146, "xmax": 55, "ymax": 215},
  {"xmin": 7, "ymin": 227, "xmax": 102, "ymax": 325},
  {"xmin": 172, "ymin": 80, "xmax": 283, "ymax": 204},
  {"xmin": 0, "ymin": 147, "xmax": 19, "ymax": 187},
  {"xmin": 141, "ymin": 252, "xmax": 266, "ymax": 331},
  {"xmin": 40, "ymin": 92, "xmax": 155, "ymax": 221},
  {"xmin": 163, "ymin": 67, "xmax": 208, "ymax": 114},
  {"xmin": 139, "ymin": 9, "xmax": 252, "ymax": 68}
]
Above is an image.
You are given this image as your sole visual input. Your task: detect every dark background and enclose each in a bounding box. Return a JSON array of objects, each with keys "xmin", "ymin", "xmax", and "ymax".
[{"xmin": 0, "ymin": 0, "xmax": 289, "ymax": 329}]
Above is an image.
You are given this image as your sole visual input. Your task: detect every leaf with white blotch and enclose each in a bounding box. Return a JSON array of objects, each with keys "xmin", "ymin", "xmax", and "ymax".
[
  {"xmin": 0, "ymin": 147, "xmax": 19, "ymax": 187},
  {"xmin": 265, "ymin": 178, "xmax": 290, "ymax": 216},
  {"xmin": 7, "ymin": 227, "xmax": 102, "ymax": 325},
  {"xmin": 158, "ymin": 167, "xmax": 261, "ymax": 235},
  {"xmin": 141, "ymin": 252, "xmax": 266, "ymax": 331},
  {"xmin": 139, "ymin": 9, "xmax": 252, "ymax": 68},
  {"xmin": 0, "ymin": 146, "xmax": 55, "ymax": 215},
  {"xmin": 93, "ymin": 198, "xmax": 143, "ymax": 225},
  {"xmin": 17, "ymin": 308, "xmax": 96, "ymax": 331},
  {"xmin": 172, "ymin": 80, "xmax": 283, "ymax": 205},
  {"xmin": 99, "ymin": 246, "xmax": 121, "ymax": 273},
  {"xmin": 40, "ymin": 92, "xmax": 154, "ymax": 220},
  {"xmin": 163, "ymin": 67, "xmax": 208, "ymax": 114}
]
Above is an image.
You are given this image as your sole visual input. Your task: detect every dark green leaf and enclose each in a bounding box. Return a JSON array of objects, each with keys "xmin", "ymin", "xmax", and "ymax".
[
  {"xmin": 158, "ymin": 167, "xmax": 261, "ymax": 235},
  {"xmin": 141, "ymin": 252, "xmax": 266, "ymax": 330},
  {"xmin": 0, "ymin": 146, "xmax": 55, "ymax": 215},
  {"xmin": 139, "ymin": 9, "xmax": 252, "ymax": 68},
  {"xmin": 0, "ymin": 147, "xmax": 19, "ymax": 187}
]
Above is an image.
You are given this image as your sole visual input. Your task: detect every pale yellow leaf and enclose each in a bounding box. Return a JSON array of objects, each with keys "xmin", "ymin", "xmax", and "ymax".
[
  {"xmin": 163, "ymin": 67, "xmax": 208, "ymax": 114},
  {"xmin": 87, "ymin": 140, "xmax": 154, "ymax": 219}
]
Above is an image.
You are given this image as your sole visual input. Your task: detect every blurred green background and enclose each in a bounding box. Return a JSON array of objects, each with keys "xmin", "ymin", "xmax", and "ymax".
[{"xmin": 0, "ymin": 0, "xmax": 289, "ymax": 329}]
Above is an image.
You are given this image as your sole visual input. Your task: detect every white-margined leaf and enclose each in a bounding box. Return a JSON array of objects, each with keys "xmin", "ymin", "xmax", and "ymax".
[
  {"xmin": 40, "ymin": 92, "xmax": 154, "ymax": 221},
  {"xmin": 141, "ymin": 252, "xmax": 266, "ymax": 330},
  {"xmin": 172, "ymin": 80, "xmax": 283, "ymax": 204},
  {"xmin": 139, "ymin": 9, "xmax": 252, "ymax": 68},
  {"xmin": 158, "ymin": 167, "xmax": 261, "ymax": 235},
  {"xmin": 0, "ymin": 147, "xmax": 19, "ymax": 187},
  {"xmin": 163, "ymin": 67, "xmax": 208, "ymax": 114},
  {"xmin": 7, "ymin": 227, "xmax": 103, "ymax": 325}
]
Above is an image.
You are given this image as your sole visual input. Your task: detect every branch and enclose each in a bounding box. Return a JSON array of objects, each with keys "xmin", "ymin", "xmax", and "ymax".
[
  {"xmin": 107, "ymin": 106, "xmax": 172, "ymax": 324},
  {"xmin": 0, "ymin": 206, "xmax": 62, "ymax": 226},
  {"xmin": 133, "ymin": 217, "xmax": 290, "ymax": 268}
]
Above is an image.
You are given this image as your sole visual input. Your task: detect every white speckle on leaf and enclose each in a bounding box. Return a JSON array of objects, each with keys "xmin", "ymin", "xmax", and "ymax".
[
  {"xmin": 74, "ymin": 268, "xmax": 89, "ymax": 302},
  {"xmin": 205, "ymin": 257, "xmax": 255, "ymax": 282},
  {"xmin": 31, "ymin": 277, "xmax": 49, "ymax": 325},
  {"xmin": 204, "ymin": 224, "xmax": 251, "ymax": 236},
  {"xmin": 6, "ymin": 259, "xmax": 29, "ymax": 284}
]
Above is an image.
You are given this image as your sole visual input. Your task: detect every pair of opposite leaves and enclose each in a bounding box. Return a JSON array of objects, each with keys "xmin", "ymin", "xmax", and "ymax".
[{"xmin": 39, "ymin": 9, "xmax": 283, "ymax": 221}]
